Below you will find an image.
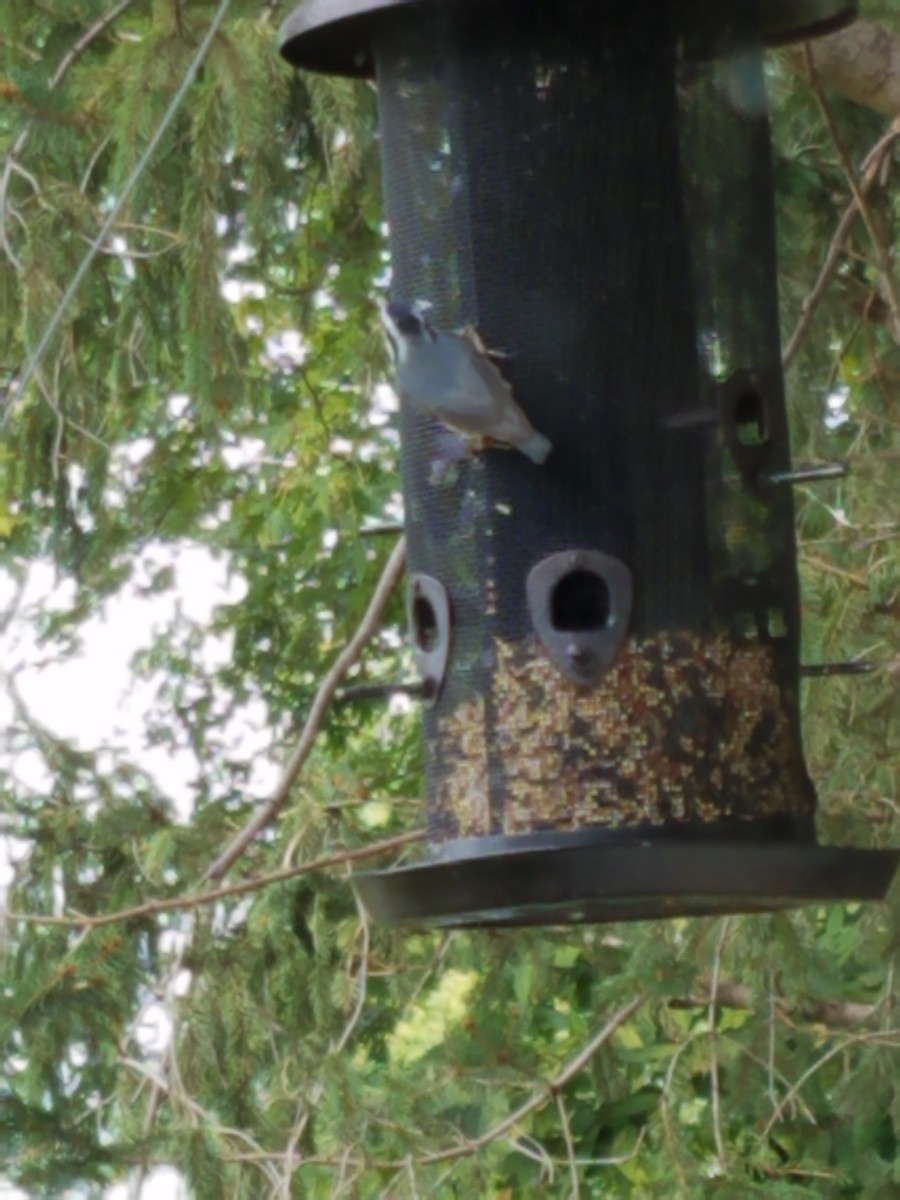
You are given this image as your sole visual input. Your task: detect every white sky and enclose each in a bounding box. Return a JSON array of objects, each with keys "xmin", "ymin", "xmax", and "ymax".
[
  {"xmin": 0, "ymin": 1167, "xmax": 186, "ymax": 1199},
  {"xmin": 0, "ymin": 540, "xmax": 278, "ymax": 823}
]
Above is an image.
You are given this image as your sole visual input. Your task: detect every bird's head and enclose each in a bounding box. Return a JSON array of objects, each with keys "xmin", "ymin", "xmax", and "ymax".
[{"xmin": 379, "ymin": 298, "xmax": 436, "ymax": 365}]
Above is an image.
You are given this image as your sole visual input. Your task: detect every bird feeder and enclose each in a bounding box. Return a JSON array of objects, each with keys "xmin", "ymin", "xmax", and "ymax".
[{"xmin": 280, "ymin": 0, "xmax": 899, "ymax": 925}]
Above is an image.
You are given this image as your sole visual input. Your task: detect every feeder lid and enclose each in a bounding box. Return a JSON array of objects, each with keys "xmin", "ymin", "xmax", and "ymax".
[{"xmin": 279, "ymin": 0, "xmax": 858, "ymax": 77}]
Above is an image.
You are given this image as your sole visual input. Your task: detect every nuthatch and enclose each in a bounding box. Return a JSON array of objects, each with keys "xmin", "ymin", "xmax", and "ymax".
[{"xmin": 379, "ymin": 299, "xmax": 552, "ymax": 465}]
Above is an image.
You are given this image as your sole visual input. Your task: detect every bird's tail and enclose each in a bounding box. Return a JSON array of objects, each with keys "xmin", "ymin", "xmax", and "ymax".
[{"xmin": 520, "ymin": 430, "xmax": 552, "ymax": 464}]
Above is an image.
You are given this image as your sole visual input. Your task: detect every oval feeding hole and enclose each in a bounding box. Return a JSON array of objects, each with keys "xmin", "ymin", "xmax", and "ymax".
[
  {"xmin": 735, "ymin": 390, "xmax": 767, "ymax": 446},
  {"xmin": 551, "ymin": 570, "xmax": 610, "ymax": 632},
  {"xmin": 412, "ymin": 594, "xmax": 440, "ymax": 653}
]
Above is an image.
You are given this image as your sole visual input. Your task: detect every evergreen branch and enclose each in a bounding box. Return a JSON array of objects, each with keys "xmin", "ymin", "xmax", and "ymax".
[
  {"xmin": 783, "ymin": 120, "xmax": 900, "ymax": 368},
  {"xmin": 224, "ymin": 997, "xmax": 647, "ymax": 1174},
  {"xmin": 411, "ymin": 995, "xmax": 646, "ymax": 1167},
  {"xmin": 49, "ymin": 0, "xmax": 142, "ymax": 91},
  {"xmin": 281, "ymin": 887, "xmax": 373, "ymax": 1190},
  {"xmin": 759, "ymin": 1029, "xmax": 900, "ymax": 1138},
  {"xmin": 0, "ymin": 0, "xmax": 142, "ymax": 269},
  {"xmin": 120, "ymin": 1054, "xmax": 282, "ymax": 1191},
  {"xmin": 7, "ymin": 829, "xmax": 424, "ymax": 929},
  {"xmin": 204, "ymin": 534, "xmax": 409, "ymax": 880},
  {"xmin": 123, "ymin": 909, "xmax": 200, "ymax": 1200},
  {"xmin": 2, "ymin": 0, "xmax": 234, "ymax": 431},
  {"xmin": 228, "ymin": 1133, "xmax": 649, "ymax": 1175}
]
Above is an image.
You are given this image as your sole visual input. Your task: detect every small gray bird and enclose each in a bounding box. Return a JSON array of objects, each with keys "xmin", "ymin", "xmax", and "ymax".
[{"xmin": 379, "ymin": 299, "xmax": 552, "ymax": 464}]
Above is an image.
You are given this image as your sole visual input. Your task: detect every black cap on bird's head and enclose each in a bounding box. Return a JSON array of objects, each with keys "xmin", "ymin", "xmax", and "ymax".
[
  {"xmin": 379, "ymin": 298, "xmax": 436, "ymax": 363},
  {"xmin": 386, "ymin": 299, "xmax": 424, "ymax": 336}
]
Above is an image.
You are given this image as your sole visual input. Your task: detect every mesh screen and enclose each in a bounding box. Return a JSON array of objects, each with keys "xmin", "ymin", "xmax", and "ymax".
[{"xmin": 375, "ymin": 1, "xmax": 815, "ymax": 842}]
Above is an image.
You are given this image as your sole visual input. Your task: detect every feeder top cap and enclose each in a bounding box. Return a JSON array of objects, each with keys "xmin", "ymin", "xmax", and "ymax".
[{"xmin": 279, "ymin": 0, "xmax": 858, "ymax": 77}]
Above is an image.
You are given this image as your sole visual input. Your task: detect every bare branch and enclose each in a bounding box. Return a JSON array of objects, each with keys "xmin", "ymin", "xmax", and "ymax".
[
  {"xmin": 222, "ymin": 998, "xmax": 647, "ymax": 1175},
  {"xmin": 205, "ymin": 534, "xmax": 408, "ymax": 879},
  {"xmin": 760, "ymin": 1029, "xmax": 900, "ymax": 1138},
  {"xmin": 781, "ymin": 20, "xmax": 900, "ymax": 118},
  {"xmin": 805, "ymin": 47, "xmax": 900, "ymax": 339},
  {"xmin": 555, "ymin": 1091, "xmax": 580, "ymax": 1200},
  {"xmin": 707, "ymin": 919, "xmax": 730, "ymax": 1167},
  {"xmin": 783, "ymin": 121, "xmax": 900, "ymax": 368},
  {"xmin": 412, "ymin": 994, "xmax": 646, "ymax": 1167},
  {"xmin": 49, "ymin": 0, "xmax": 141, "ymax": 91},
  {"xmin": 670, "ymin": 975, "xmax": 880, "ymax": 1030},
  {"xmin": 121, "ymin": 1054, "xmax": 282, "ymax": 1190},
  {"xmin": 8, "ymin": 829, "xmax": 424, "ymax": 930}
]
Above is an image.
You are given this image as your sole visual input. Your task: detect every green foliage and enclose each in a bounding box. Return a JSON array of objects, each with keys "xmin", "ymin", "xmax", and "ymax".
[{"xmin": 0, "ymin": 3, "xmax": 898, "ymax": 1198}]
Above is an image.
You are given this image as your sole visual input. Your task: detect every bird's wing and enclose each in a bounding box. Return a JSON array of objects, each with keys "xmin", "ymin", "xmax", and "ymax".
[
  {"xmin": 448, "ymin": 337, "xmax": 541, "ymax": 446},
  {"xmin": 426, "ymin": 335, "xmax": 527, "ymax": 435}
]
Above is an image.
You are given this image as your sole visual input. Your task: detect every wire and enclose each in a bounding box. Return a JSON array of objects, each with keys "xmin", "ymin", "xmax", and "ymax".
[{"xmin": 2, "ymin": 0, "xmax": 234, "ymax": 431}]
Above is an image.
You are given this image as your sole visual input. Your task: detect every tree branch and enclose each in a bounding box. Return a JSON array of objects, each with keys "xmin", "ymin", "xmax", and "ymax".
[
  {"xmin": 760, "ymin": 1029, "xmax": 900, "ymax": 1138},
  {"xmin": 413, "ymin": 994, "xmax": 646, "ymax": 1167},
  {"xmin": 205, "ymin": 534, "xmax": 408, "ymax": 879},
  {"xmin": 669, "ymin": 975, "xmax": 881, "ymax": 1030},
  {"xmin": 707, "ymin": 919, "xmax": 731, "ymax": 1166},
  {"xmin": 783, "ymin": 121, "xmax": 900, "ymax": 367},
  {"xmin": 49, "ymin": 0, "xmax": 141, "ymax": 91},
  {"xmin": 781, "ymin": 20, "xmax": 900, "ymax": 117},
  {"xmin": 221, "ymin": 996, "xmax": 647, "ymax": 1175},
  {"xmin": 8, "ymin": 829, "xmax": 424, "ymax": 929},
  {"xmin": 805, "ymin": 45, "xmax": 900, "ymax": 339}
]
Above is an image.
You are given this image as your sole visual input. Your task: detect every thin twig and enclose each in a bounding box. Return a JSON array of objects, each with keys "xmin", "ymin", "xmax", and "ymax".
[
  {"xmin": 121, "ymin": 1054, "xmax": 282, "ymax": 1189},
  {"xmin": 8, "ymin": 829, "xmax": 424, "ymax": 929},
  {"xmin": 708, "ymin": 918, "xmax": 730, "ymax": 1166},
  {"xmin": 333, "ymin": 888, "xmax": 371, "ymax": 1056},
  {"xmin": 806, "ymin": 49, "xmax": 900, "ymax": 332},
  {"xmin": 555, "ymin": 1091, "xmax": 580, "ymax": 1200},
  {"xmin": 767, "ymin": 971, "xmax": 778, "ymax": 1113},
  {"xmin": 660, "ymin": 1029, "xmax": 701, "ymax": 1187},
  {"xmin": 412, "ymin": 995, "xmax": 646, "ymax": 1167},
  {"xmin": 124, "ymin": 910, "xmax": 197, "ymax": 1200},
  {"xmin": 221, "ymin": 1003, "xmax": 647, "ymax": 1175},
  {"xmin": 760, "ymin": 1029, "xmax": 900, "ymax": 1138},
  {"xmin": 800, "ymin": 554, "xmax": 868, "ymax": 587},
  {"xmin": 733, "ymin": 1043, "xmax": 817, "ymax": 1126},
  {"xmin": 51, "ymin": 0, "xmax": 141, "ymax": 90},
  {"xmin": 506, "ymin": 1135, "xmax": 555, "ymax": 1180},
  {"xmin": 783, "ymin": 120, "xmax": 900, "ymax": 368},
  {"xmin": 226, "ymin": 1133, "xmax": 650, "ymax": 1173},
  {"xmin": 205, "ymin": 535, "xmax": 408, "ymax": 879}
]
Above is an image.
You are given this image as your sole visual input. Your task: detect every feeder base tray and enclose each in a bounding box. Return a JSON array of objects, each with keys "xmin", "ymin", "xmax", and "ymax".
[{"xmin": 354, "ymin": 830, "xmax": 899, "ymax": 927}]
